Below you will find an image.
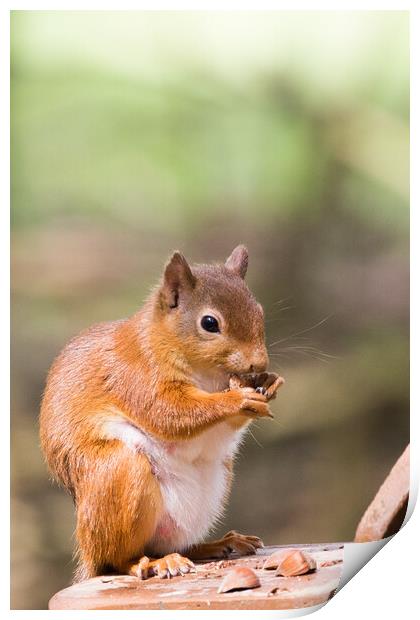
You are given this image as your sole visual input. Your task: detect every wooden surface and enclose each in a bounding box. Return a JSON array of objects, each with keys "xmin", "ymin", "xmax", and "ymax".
[
  {"xmin": 49, "ymin": 543, "xmax": 343, "ymax": 610},
  {"xmin": 355, "ymin": 444, "xmax": 410, "ymax": 542}
]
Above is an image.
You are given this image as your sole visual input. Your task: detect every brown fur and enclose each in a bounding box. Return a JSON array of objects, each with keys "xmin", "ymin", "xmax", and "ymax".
[{"xmin": 40, "ymin": 246, "xmax": 273, "ymax": 581}]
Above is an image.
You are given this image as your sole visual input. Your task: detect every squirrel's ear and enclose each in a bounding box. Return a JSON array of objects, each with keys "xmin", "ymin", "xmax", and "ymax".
[
  {"xmin": 225, "ymin": 245, "xmax": 249, "ymax": 279},
  {"xmin": 161, "ymin": 252, "xmax": 196, "ymax": 309}
]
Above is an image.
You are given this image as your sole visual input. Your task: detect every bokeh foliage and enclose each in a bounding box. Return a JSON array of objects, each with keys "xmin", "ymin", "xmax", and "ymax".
[{"xmin": 11, "ymin": 11, "xmax": 409, "ymax": 609}]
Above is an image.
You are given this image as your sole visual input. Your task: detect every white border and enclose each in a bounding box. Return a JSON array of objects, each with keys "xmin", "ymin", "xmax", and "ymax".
[{"xmin": 4, "ymin": 3, "xmax": 416, "ymax": 618}]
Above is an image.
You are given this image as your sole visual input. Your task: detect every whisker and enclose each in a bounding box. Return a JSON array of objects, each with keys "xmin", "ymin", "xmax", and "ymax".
[
  {"xmin": 270, "ymin": 345, "xmax": 340, "ymax": 365},
  {"xmin": 272, "ymin": 297, "xmax": 293, "ymax": 307},
  {"xmin": 267, "ymin": 415, "xmax": 287, "ymax": 429},
  {"xmin": 268, "ymin": 315, "xmax": 334, "ymax": 348},
  {"xmin": 247, "ymin": 428, "xmax": 264, "ymax": 448},
  {"xmin": 270, "ymin": 351, "xmax": 331, "ymax": 364},
  {"xmin": 265, "ymin": 306, "xmax": 296, "ymax": 323},
  {"xmin": 271, "ymin": 345, "xmax": 339, "ymax": 360},
  {"xmin": 265, "ymin": 299, "xmax": 296, "ymax": 323}
]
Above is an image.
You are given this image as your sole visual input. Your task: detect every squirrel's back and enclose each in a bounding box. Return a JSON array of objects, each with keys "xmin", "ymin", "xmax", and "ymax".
[{"xmin": 39, "ymin": 318, "xmax": 129, "ymax": 487}]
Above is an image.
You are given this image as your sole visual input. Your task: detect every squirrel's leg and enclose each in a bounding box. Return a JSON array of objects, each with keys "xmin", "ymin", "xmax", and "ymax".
[
  {"xmin": 74, "ymin": 441, "xmax": 162, "ymax": 582},
  {"xmin": 143, "ymin": 385, "xmax": 270, "ymax": 440},
  {"xmin": 187, "ymin": 531, "xmax": 264, "ymax": 560}
]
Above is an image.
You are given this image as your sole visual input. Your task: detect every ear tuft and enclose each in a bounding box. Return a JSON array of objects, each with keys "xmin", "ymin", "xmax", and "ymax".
[
  {"xmin": 225, "ymin": 245, "xmax": 249, "ymax": 279},
  {"xmin": 161, "ymin": 251, "xmax": 196, "ymax": 309}
]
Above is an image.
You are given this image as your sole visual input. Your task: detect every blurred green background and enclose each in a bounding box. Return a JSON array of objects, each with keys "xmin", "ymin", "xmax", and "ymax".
[{"xmin": 11, "ymin": 11, "xmax": 409, "ymax": 609}]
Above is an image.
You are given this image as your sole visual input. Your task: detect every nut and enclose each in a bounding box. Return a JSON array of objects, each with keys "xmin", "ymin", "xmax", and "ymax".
[
  {"xmin": 263, "ymin": 549, "xmax": 290, "ymax": 570},
  {"xmin": 228, "ymin": 374, "xmax": 244, "ymax": 390},
  {"xmin": 275, "ymin": 550, "xmax": 316, "ymax": 577},
  {"xmin": 229, "ymin": 372, "xmax": 284, "ymax": 402},
  {"xmin": 217, "ymin": 567, "xmax": 261, "ymax": 593}
]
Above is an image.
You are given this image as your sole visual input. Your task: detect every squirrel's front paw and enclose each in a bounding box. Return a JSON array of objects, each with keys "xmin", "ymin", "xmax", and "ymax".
[
  {"xmin": 228, "ymin": 376, "xmax": 272, "ymax": 418},
  {"xmin": 240, "ymin": 395, "xmax": 272, "ymax": 418}
]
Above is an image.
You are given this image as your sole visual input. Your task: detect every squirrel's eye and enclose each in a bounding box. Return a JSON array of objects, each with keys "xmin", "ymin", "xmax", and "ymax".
[{"xmin": 201, "ymin": 315, "xmax": 220, "ymax": 333}]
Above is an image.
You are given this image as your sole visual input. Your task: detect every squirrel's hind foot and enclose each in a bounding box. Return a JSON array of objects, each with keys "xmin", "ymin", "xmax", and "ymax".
[
  {"xmin": 128, "ymin": 553, "xmax": 196, "ymax": 580},
  {"xmin": 188, "ymin": 530, "xmax": 264, "ymax": 560}
]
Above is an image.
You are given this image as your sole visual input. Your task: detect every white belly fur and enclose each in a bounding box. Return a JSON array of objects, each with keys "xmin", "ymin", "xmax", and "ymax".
[{"xmin": 102, "ymin": 412, "xmax": 249, "ymax": 556}]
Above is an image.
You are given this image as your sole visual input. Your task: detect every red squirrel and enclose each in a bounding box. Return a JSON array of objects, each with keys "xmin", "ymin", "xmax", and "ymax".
[{"xmin": 40, "ymin": 245, "xmax": 284, "ymax": 581}]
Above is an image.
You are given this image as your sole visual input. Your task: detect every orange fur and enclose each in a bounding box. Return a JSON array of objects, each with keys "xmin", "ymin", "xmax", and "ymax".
[{"xmin": 40, "ymin": 247, "xmax": 279, "ymax": 581}]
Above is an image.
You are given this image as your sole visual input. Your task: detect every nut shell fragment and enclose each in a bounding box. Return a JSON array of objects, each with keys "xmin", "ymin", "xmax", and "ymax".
[
  {"xmin": 276, "ymin": 550, "xmax": 316, "ymax": 577},
  {"xmin": 217, "ymin": 567, "xmax": 261, "ymax": 593}
]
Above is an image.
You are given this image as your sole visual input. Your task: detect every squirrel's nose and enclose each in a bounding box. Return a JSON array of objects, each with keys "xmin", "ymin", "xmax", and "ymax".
[{"xmin": 249, "ymin": 351, "xmax": 269, "ymax": 374}]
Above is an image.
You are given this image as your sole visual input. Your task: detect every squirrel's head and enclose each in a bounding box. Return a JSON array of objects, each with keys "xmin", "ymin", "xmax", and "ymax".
[{"xmin": 155, "ymin": 245, "xmax": 269, "ymax": 376}]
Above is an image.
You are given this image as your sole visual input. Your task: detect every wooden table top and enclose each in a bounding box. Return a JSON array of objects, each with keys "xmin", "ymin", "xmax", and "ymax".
[{"xmin": 49, "ymin": 543, "xmax": 344, "ymax": 610}]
